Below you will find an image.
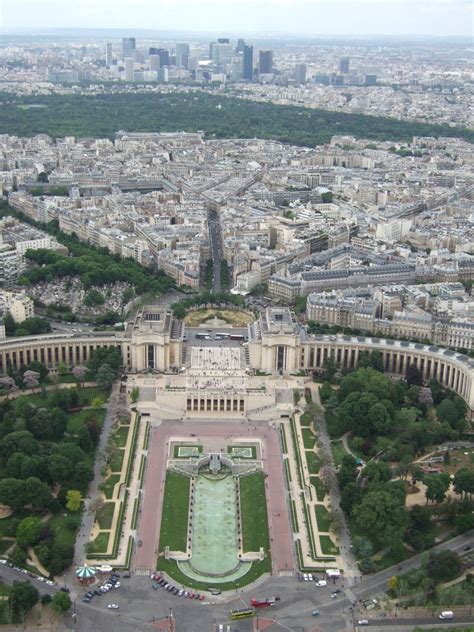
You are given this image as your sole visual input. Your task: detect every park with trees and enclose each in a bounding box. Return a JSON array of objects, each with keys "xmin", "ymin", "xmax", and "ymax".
[
  {"xmin": 0, "ymin": 347, "xmax": 119, "ymax": 578},
  {"xmin": 318, "ymin": 355, "xmax": 473, "ymax": 572},
  {"xmin": 0, "ymin": 92, "xmax": 472, "ymax": 146}
]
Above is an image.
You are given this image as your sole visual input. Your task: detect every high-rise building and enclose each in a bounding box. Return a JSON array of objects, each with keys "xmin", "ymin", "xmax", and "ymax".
[
  {"xmin": 105, "ymin": 43, "xmax": 113, "ymax": 68},
  {"xmin": 175, "ymin": 43, "xmax": 190, "ymax": 68},
  {"xmin": 158, "ymin": 67, "xmax": 169, "ymax": 83},
  {"xmin": 122, "ymin": 37, "xmax": 136, "ymax": 60},
  {"xmin": 236, "ymin": 38, "xmax": 246, "ymax": 53},
  {"xmin": 365, "ymin": 74, "xmax": 377, "ymax": 86},
  {"xmin": 340, "ymin": 57, "xmax": 350, "ymax": 74},
  {"xmin": 231, "ymin": 58, "xmax": 242, "ymax": 82},
  {"xmin": 124, "ymin": 57, "xmax": 134, "ymax": 81},
  {"xmin": 149, "ymin": 55, "xmax": 160, "ymax": 71},
  {"xmin": 294, "ymin": 63, "xmax": 306, "ymax": 85},
  {"xmin": 243, "ymin": 45, "xmax": 253, "ymax": 81},
  {"xmin": 159, "ymin": 49, "xmax": 170, "ymax": 67},
  {"xmin": 258, "ymin": 49, "xmax": 273, "ymax": 75},
  {"xmin": 217, "ymin": 38, "xmax": 229, "ymax": 44}
]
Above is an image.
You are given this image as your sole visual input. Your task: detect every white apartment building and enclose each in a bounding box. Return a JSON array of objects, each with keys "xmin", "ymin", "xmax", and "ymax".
[{"xmin": 0, "ymin": 291, "xmax": 34, "ymax": 323}]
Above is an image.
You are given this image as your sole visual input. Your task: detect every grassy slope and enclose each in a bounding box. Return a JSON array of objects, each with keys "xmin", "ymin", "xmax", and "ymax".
[
  {"xmin": 158, "ymin": 472, "xmax": 190, "ymax": 552},
  {"xmin": 239, "ymin": 472, "xmax": 270, "ymax": 555}
]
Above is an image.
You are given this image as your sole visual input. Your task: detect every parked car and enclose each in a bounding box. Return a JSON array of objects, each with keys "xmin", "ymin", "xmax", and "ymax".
[
  {"xmin": 108, "ymin": 604, "xmax": 119, "ymax": 610},
  {"xmin": 152, "ymin": 582, "xmax": 159, "ymax": 590},
  {"xmin": 358, "ymin": 620, "xmax": 369, "ymax": 626}
]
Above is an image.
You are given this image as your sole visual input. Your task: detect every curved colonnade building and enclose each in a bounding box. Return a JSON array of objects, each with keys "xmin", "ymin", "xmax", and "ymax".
[{"xmin": 0, "ymin": 306, "xmax": 473, "ymax": 415}]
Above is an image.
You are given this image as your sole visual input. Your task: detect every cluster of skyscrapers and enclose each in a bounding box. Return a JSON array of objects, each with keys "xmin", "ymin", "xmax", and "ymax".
[{"xmin": 104, "ymin": 36, "xmax": 277, "ymax": 84}]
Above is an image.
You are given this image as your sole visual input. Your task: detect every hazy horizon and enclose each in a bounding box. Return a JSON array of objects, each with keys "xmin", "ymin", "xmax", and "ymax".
[{"xmin": 2, "ymin": 0, "xmax": 473, "ymax": 38}]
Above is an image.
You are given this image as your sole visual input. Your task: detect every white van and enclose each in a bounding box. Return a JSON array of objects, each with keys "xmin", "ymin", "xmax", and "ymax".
[{"xmin": 438, "ymin": 611, "xmax": 454, "ymax": 620}]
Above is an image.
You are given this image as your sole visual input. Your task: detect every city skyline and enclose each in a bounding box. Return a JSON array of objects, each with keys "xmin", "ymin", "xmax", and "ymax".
[{"xmin": 2, "ymin": 0, "xmax": 473, "ymax": 37}]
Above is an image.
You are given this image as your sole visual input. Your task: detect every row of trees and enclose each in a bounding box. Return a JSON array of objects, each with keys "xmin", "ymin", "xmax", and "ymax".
[
  {"xmin": 0, "ymin": 201, "xmax": 175, "ymax": 298},
  {"xmin": 220, "ymin": 260, "xmax": 230, "ymax": 290},
  {"xmin": 0, "ymin": 92, "xmax": 472, "ymax": 145},
  {"xmin": 2, "ymin": 313, "xmax": 51, "ymax": 338}
]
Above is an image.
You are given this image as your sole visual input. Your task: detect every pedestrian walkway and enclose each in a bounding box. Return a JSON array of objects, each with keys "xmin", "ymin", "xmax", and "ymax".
[
  {"xmin": 87, "ymin": 409, "xmax": 149, "ymax": 567},
  {"xmin": 282, "ymin": 382, "xmax": 360, "ymax": 578},
  {"xmin": 307, "ymin": 383, "xmax": 359, "ymax": 582},
  {"xmin": 344, "ymin": 588, "xmax": 358, "ymax": 605}
]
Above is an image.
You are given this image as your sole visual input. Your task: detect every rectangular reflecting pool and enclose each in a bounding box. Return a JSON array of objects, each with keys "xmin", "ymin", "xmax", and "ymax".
[{"xmin": 179, "ymin": 473, "xmax": 251, "ymax": 582}]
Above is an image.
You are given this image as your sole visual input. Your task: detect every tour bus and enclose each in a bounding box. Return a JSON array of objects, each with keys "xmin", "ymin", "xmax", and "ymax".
[
  {"xmin": 230, "ymin": 334, "xmax": 244, "ymax": 341},
  {"xmin": 195, "ymin": 333, "xmax": 211, "ymax": 340},
  {"xmin": 229, "ymin": 607, "xmax": 256, "ymax": 620},
  {"xmin": 251, "ymin": 597, "xmax": 278, "ymax": 608},
  {"xmin": 215, "ymin": 332, "xmax": 230, "ymax": 340}
]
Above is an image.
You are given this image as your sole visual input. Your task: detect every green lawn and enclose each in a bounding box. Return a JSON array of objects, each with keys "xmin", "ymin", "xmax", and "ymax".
[
  {"xmin": 158, "ymin": 472, "xmax": 190, "ymax": 552},
  {"xmin": 301, "ymin": 427, "xmax": 316, "ymax": 449},
  {"xmin": 0, "ymin": 584, "xmax": 11, "ymax": 625},
  {"xmin": 331, "ymin": 441, "xmax": 347, "ymax": 467},
  {"xmin": 319, "ymin": 535, "xmax": 339, "ymax": 555},
  {"xmin": 306, "ymin": 451, "xmax": 322, "ymax": 474},
  {"xmin": 114, "ymin": 425, "xmax": 130, "ymax": 448},
  {"xmin": 88, "ymin": 531, "xmax": 110, "ymax": 555},
  {"xmin": 67, "ymin": 408, "xmax": 106, "ymax": 434},
  {"xmin": 310, "ymin": 476, "xmax": 327, "ymax": 502},
  {"xmin": 300, "ymin": 411, "xmax": 313, "ymax": 427},
  {"xmin": 97, "ymin": 503, "xmax": 115, "ymax": 529},
  {"xmin": 0, "ymin": 511, "xmax": 31, "ymax": 538},
  {"xmin": 102, "ymin": 474, "xmax": 120, "ymax": 499},
  {"xmin": 373, "ymin": 545, "xmax": 413, "ymax": 572},
  {"xmin": 76, "ymin": 387, "xmax": 110, "ymax": 406},
  {"xmin": 46, "ymin": 512, "xmax": 80, "ymax": 548},
  {"xmin": 109, "ymin": 448, "xmax": 125, "ymax": 473},
  {"xmin": 239, "ymin": 472, "xmax": 270, "ymax": 555},
  {"xmin": 315, "ymin": 505, "xmax": 332, "ymax": 532}
]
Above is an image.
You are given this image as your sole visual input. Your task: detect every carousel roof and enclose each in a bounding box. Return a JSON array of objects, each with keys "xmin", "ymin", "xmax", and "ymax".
[{"xmin": 75, "ymin": 564, "xmax": 97, "ymax": 579}]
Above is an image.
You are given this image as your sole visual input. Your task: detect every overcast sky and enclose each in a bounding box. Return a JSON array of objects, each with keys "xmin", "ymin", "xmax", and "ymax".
[{"xmin": 2, "ymin": 0, "xmax": 473, "ymax": 37}]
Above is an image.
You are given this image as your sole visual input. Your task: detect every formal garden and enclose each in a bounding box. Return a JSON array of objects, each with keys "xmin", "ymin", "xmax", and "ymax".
[
  {"xmin": 156, "ymin": 467, "xmax": 271, "ymax": 590},
  {"xmin": 85, "ymin": 402, "xmax": 140, "ymax": 562},
  {"xmin": 283, "ymin": 390, "xmax": 340, "ymax": 571}
]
